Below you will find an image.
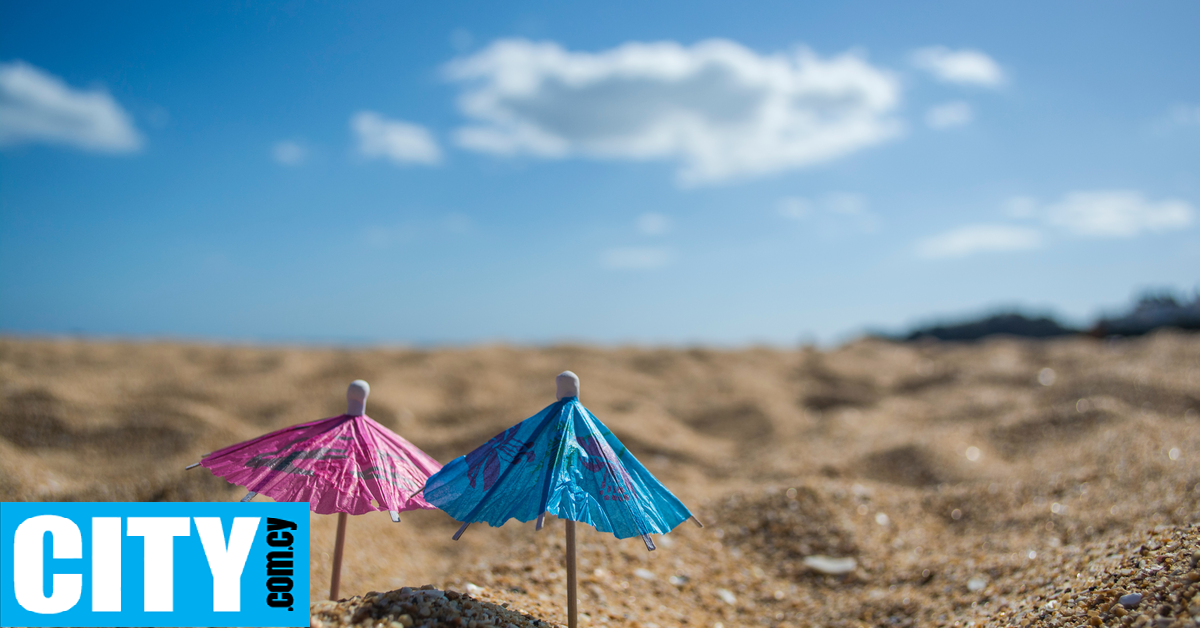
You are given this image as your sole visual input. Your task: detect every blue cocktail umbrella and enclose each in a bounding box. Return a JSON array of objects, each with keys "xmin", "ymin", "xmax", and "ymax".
[{"xmin": 423, "ymin": 371, "xmax": 703, "ymax": 628}]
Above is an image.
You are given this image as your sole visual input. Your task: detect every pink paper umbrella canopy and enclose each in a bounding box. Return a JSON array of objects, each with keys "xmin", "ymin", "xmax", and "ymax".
[{"xmin": 201, "ymin": 413, "xmax": 442, "ymax": 515}]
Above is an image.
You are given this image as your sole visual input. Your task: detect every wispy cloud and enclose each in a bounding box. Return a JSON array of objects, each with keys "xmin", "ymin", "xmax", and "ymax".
[
  {"xmin": 911, "ymin": 47, "xmax": 1005, "ymax": 88},
  {"xmin": 600, "ymin": 246, "xmax": 674, "ymax": 270},
  {"xmin": 450, "ymin": 28, "xmax": 475, "ymax": 53},
  {"xmin": 777, "ymin": 193, "xmax": 880, "ymax": 232},
  {"xmin": 925, "ymin": 101, "xmax": 973, "ymax": 129},
  {"xmin": 0, "ymin": 60, "xmax": 142, "ymax": 153},
  {"xmin": 1167, "ymin": 104, "xmax": 1200, "ymax": 126},
  {"xmin": 1043, "ymin": 191, "xmax": 1194, "ymax": 237},
  {"xmin": 272, "ymin": 140, "xmax": 308, "ymax": 166},
  {"xmin": 777, "ymin": 197, "xmax": 812, "ymax": 220},
  {"xmin": 916, "ymin": 224, "xmax": 1043, "ymax": 259},
  {"xmin": 363, "ymin": 213, "xmax": 474, "ymax": 249},
  {"xmin": 636, "ymin": 213, "xmax": 671, "ymax": 236},
  {"xmin": 1003, "ymin": 196, "xmax": 1039, "ymax": 218},
  {"xmin": 1150, "ymin": 103, "xmax": 1200, "ymax": 134},
  {"xmin": 351, "ymin": 111, "xmax": 442, "ymax": 166},
  {"xmin": 446, "ymin": 39, "xmax": 903, "ymax": 185},
  {"xmin": 917, "ymin": 190, "xmax": 1194, "ymax": 260}
]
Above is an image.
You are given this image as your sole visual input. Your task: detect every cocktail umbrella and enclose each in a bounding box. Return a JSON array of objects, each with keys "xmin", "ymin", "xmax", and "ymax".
[
  {"xmin": 186, "ymin": 380, "xmax": 442, "ymax": 600},
  {"xmin": 423, "ymin": 371, "xmax": 703, "ymax": 628}
]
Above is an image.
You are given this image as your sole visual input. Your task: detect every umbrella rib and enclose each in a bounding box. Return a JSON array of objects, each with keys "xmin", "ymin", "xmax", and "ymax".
[
  {"xmin": 588, "ymin": 404, "xmax": 700, "ymax": 540},
  {"xmin": 535, "ymin": 401, "xmax": 574, "ymax": 528},
  {"xmin": 360, "ymin": 416, "xmax": 444, "ymax": 504},
  {"xmin": 365, "ymin": 416, "xmax": 436, "ymax": 512},
  {"xmin": 237, "ymin": 416, "xmax": 353, "ymax": 497},
  {"xmin": 581, "ymin": 407, "xmax": 659, "ymax": 544},
  {"xmin": 208, "ymin": 417, "xmax": 337, "ymax": 462},
  {"xmin": 458, "ymin": 403, "xmax": 561, "ymax": 529},
  {"xmin": 354, "ymin": 416, "xmax": 395, "ymax": 514},
  {"xmin": 243, "ymin": 439, "xmax": 339, "ymax": 510}
]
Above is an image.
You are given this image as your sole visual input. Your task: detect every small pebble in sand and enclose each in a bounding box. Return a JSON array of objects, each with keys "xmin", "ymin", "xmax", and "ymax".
[
  {"xmin": 803, "ymin": 555, "xmax": 857, "ymax": 575},
  {"xmin": 967, "ymin": 576, "xmax": 987, "ymax": 592},
  {"xmin": 716, "ymin": 589, "xmax": 737, "ymax": 605},
  {"xmin": 634, "ymin": 568, "xmax": 656, "ymax": 581},
  {"xmin": 1118, "ymin": 592, "xmax": 1143, "ymax": 608}
]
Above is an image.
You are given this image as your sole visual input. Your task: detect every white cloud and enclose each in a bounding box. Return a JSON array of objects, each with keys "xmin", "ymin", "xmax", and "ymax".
[
  {"xmin": 916, "ymin": 190, "xmax": 1193, "ymax": 260},
  {"xmin": 824, "ymin": 192, "xmax": 868, "ymax": 216},
  {"xmin": 450, "ymin": 29, "xmax": 475, "ymax": 53},
  {"xmin": 1044, "ymin": 190, "xmax": 1194, "ymax": 237},
  {"xmin": 600, "ymin": 246, "xmax": 674, "ymax": 270},
  {"xmin": 1003, "ymin": 196, "xmax": 1039, "ymax": 218},
  {"xmin": 777, "ymin": 197, "xmax": 812, "ymax": 220},
  {"xmin": 272, "ymin": 140, "xmax": 308, "ymax": 166},
  {"xmin": 916, "ymin": 224, "xmax": 1043, "ymax": 259},
  {"xmin": 911, "ymin": 47, "xmax": 1005, "ymax": 88},
  {"xmin": 1147, "ymin": 104, "xmax": 1200, "ymax": 135},
  {"xmin": 777, "ymin": 193, "xmax": 879, "ymax": 232},
  {"xmin": 636, "ymin": 213, "xmax": 671, "ymax": 236},
  {"xmin": 1169, "ymin": 104, "xmax": 1200, "ymax": 126},
  {"xmin": 443, "ymin": 212, "xmax": 473, "ymax": 234},
  {"xmin": 446, "ymin": 39, "xmax": 903, "ymax": 185},
  {"xmin": 363, "ymin": 214, "xmax": 472, "ymax": 249},
  {"xmin": 925, "ymin": 101, "xmax": 973, "ymax": 129},
  {"xmin": 0, "ymin": 60, "xmax": 141, "ymax": 152},
  {"xmin": 351, "ymin": 111, "xmax": 442, "ymax": 165}
]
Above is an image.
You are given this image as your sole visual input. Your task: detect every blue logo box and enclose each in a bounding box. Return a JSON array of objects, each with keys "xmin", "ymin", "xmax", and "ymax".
[{"xmin": 1, "ymin": 502, "xmax": 310, "ymax": 627}]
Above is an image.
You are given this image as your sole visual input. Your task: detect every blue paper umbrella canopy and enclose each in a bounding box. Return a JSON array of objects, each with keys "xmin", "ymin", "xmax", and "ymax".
[{"xmin": 423, "ymin": 377, "xmax": 698, "ymax": 547}]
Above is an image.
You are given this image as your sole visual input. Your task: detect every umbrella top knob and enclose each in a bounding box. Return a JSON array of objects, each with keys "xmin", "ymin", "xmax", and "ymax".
[
  {"xmin": 556, "ymin": 371, "xmax": 580, "ymax": 400},
  {"xmin": 347, "ymin": 380, "xmax": 370, "ymax": 416}
]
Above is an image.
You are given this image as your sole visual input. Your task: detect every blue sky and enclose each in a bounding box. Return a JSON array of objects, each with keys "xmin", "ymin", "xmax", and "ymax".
[{"xmin": 1, "ymin": 1, "xmax": 1198, "ymax": 345}]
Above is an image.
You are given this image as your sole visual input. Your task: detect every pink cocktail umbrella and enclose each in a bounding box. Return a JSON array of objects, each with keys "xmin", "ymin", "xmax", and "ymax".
[{"xmin": 186, "ymin": 380, "xmax": 442, "ymax": 599}]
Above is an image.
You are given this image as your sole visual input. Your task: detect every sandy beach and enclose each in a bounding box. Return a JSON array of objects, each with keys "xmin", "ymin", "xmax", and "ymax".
[{"xmin": 1, "ymin": 333, "xmax": 1197, "ymax": 627}]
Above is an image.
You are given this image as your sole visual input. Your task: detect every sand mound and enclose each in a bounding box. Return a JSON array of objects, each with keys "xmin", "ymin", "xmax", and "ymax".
[{"xmin": 312, "ymin": 585, "xmax": 551, "ymax": 628}]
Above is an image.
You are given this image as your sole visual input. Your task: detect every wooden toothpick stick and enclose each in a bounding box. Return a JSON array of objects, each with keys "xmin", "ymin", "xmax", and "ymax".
[
  {"xmin": 566, "ymin": 519, "xmax": 578, "ymax": 628},
  {"xmin": 329, "ymin": 512, "xmax": 348, "ymax": 600}
]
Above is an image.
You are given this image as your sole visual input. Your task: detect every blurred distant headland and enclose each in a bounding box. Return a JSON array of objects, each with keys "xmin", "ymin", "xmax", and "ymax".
[{"xmin": 885, "ymin": 290, "xmax": 1200, "ymax": 342}]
